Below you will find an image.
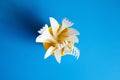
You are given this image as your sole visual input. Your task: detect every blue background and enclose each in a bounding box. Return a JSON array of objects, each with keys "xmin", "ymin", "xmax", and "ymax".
[{"xmin": 0, "ymin": 0, "xmax": 120, "ymax": 80}]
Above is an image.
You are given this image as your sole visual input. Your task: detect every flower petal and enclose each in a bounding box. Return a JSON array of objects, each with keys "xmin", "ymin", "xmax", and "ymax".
[
  {"xmin": 58, "ymin": 18, "xmax": 74, "ymax": 34},
  {"xmin": 62, "ymin": 18, "xmax": 74, "ymax": 28},
  {"xmin": 49, "ymin": 17, "xmax": 59, "ymax": 38},
  {"xmin": 54, "ymin": 49, "xmax": 61, "ymax": 63},
  {"xmin": 36, "ymin": 35, "xmax": 51, "ymax": 43},
  {"xmin": 71, "ymin": 46, "xmax": 80, "ymax": 59},
  {"xmin": 38, "ymin": 24, "xmax": 48, "ymax": 34},
  {"xmin": 63, "ymin": 47, "xmax": 71, "ymax": 55},
  {"xmin": 44, "ymin": 46, "xmax": 55, "ymax": 59},
  {"xmin": 58, "ymin": 36, "xmax": 79, "ymax": 43},
  {"xmin": 36, "ymin": 24, "xmax": 57, "ymax": 43},
  {"xmin": 58, "ymin": 28, "xmax": 80, "ymax": 40},
  {"xmin": 66, "ymin": 36, "xmax": 79, "ymax": 43},
  {"xmin": 67, "ymin": 28, "xmax": 80, "ymax": 35}
]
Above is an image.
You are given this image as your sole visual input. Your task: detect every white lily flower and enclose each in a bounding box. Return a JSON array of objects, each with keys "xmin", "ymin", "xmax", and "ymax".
[{"xmin": 36, "ymin": 17, "xmax": 80, "ymax": 63}]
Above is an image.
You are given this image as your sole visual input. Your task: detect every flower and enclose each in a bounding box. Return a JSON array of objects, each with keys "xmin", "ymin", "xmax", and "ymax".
[{"xmin": 36, "ymin": 17, "xmax": 80, "ymax": 63}]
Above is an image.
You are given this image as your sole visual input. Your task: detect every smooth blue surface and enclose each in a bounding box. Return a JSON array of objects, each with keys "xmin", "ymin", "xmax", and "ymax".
[{"xmin": 0, "ymin": 0, "xmax": 120, "ymax": 80}]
